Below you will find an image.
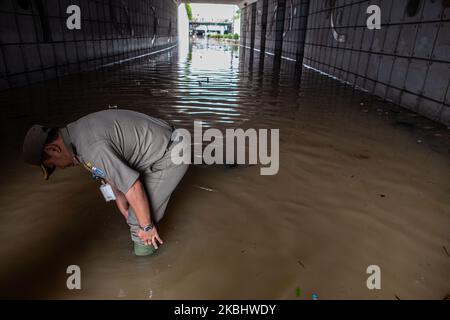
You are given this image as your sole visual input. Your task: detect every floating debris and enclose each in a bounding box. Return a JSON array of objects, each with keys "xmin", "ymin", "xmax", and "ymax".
[
  {"xmin": 443, "ymin": 246, "xmax": 450, "ymax": 258},
  {"xmin": 151, "ymin": 89, "xmax": 170, "ymax": 95},
  {"xmin": 192, "ymin": 184, "xmax": 217, "ymax": 192},
  {"xmin": 354, "ymin": 153, "xmax": 370, "ymax": 159},
  {"xmin": 297, "ymin": 260, "xmax": 306, "ymax": 268},
  {"xmin": 118, "ymin": 289, "xmax": 126, "ymax": 298}
]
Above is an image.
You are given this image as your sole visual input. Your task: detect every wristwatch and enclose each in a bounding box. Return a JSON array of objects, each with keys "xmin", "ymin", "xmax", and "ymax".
[{"xmin": 141, "ymin": 224, "xmax": 154, "ymax": 232}]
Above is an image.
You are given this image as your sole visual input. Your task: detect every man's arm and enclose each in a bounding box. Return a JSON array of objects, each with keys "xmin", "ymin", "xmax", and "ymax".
[
  {"xmin": 111, "ymin": 184, "xmax": 129, "ymax": 220},
  {"xmin": 88, "ymin": 143, "xmax": 163, "ymax": 248},
  {"xmin": 125, "ymin": 179, "xmax": 152, "ymax": 227},
  {"xmin": 125, "ymin": 179, "xmax": 163, "ymax": 249}
]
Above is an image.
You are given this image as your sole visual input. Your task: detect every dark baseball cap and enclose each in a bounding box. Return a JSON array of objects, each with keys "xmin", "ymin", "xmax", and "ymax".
[{"xmin": 22, "ymin": 125, "xmax": 56, "ymax": 180}]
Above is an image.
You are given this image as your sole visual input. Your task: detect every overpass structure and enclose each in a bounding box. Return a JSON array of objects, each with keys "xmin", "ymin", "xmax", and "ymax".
[{"xmin": 190, "ymin": 21, "xmax": 234, "ymax": 36}]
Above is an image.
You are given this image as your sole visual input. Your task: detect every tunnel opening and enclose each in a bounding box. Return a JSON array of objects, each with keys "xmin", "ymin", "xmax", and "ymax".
[{"xmin": 178, "ymin": 2, "xmax": 240, "ymax": 42}]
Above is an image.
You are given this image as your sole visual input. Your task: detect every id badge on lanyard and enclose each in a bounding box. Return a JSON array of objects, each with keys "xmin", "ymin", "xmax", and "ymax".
[
  {"xmin": 100, "ymin": 180, "xmax": 116, "ymax": 202},
  {"xmin": 81, "ymin": 161, "xmax": 116, "ymax": 202}
]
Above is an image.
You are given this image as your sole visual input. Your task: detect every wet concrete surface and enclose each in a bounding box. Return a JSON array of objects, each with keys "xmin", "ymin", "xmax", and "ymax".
[{"xmin": 0, "ymin": 38, "xmax": 449, "ymax": 299}]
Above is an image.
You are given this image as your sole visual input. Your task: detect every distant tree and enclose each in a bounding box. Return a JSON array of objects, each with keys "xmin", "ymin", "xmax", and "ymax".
[
  {"xmin": 233, "ymin": 9, "xmax": 241, "ymax": 21},
  {"xmin": 185, "ymin": 2, "xmax": 193, "ymax": 21}
]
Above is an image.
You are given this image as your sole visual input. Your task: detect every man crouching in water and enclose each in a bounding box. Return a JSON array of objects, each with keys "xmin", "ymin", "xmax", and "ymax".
[{"xmin": 22, "ymin": 109, "xmax": 189, "ymax": 256}]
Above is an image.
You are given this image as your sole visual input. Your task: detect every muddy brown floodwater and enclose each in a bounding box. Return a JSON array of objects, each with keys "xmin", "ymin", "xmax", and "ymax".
[{"xmin": 0, "ymin": 39, "xmax": 449, "ymax": 299}]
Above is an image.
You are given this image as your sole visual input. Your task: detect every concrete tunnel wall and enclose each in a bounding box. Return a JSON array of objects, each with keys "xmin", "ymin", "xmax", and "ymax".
[
  {"xmin": 0, "ymin": 0, "xmax": 179, "ymax": 91},
  {"xmin": 1, "ymin": 0, "xmax": 449, "ymax": 125},
  {"xmin": 240, "ymin": 0, "xmax": 450, "ymax": 125}
]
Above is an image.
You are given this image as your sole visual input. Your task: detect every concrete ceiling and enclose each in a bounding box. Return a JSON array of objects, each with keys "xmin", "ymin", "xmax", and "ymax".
[
  {"xmin": 182, "ymin": 1, "xmax": 240, "ymax": 4},
  {"xmin": 180, "ymin": 0, "xmax": 257, "ymax": 7}
]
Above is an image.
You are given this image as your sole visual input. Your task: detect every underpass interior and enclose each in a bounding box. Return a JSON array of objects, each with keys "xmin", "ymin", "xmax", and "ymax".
[{"xmin": 0, "ymin": 0, "xmax": 449, "ymax": 299}]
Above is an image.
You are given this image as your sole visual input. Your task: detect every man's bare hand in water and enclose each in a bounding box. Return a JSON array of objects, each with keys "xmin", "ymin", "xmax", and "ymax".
[{"xmin": 137, "ymin": 228, "xmax": 164, "ymax": 249}]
